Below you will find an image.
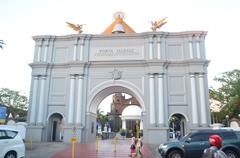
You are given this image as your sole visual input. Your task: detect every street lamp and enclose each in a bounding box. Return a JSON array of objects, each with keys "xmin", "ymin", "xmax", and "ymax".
[{"xmin": 225, "ymin": 115, "xmax": 229, "ymax": 127}]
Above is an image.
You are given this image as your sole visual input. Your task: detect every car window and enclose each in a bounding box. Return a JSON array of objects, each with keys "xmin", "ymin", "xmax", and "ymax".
[
  {"xmin": 0, "ymin": 130, "xmax": 17, "ymax": 139},
  {"xmin": 221, "ymin": 131, "xmax": 237, "ymax": 140},
  {"xmin": 0, "ymin": 130, "xmax": 8, "ymax": 139},
  {"xmin": 190, "ymin": 133, "xmax": 206, "ymax": 142}
]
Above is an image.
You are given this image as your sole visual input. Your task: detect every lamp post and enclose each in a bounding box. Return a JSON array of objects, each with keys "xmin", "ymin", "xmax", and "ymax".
[{"xmin": 225, "ymin": 115, "xmax": 229, "ymax": 127}]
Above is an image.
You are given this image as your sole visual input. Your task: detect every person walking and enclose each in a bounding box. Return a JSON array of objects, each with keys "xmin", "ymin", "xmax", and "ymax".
[
  {"xmin": 202, "ymin": 135, "xmax": 228, "ymax": 158},
  {"xmin": 136, "ymin": 138, "xmax": 143, "ymax": 158}
]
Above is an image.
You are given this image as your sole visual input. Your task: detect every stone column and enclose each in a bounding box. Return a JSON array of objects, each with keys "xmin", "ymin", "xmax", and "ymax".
[
  {"xmin": 200, "ymin": 35, "xmax": 206, "ymax": 59},
  {"xmin": 30, "ymin": 76, "xmax": 39, "ymax": 124},
  {"xmin": 73, "ymin": 38, "xmax": 79, "ymax": 61},
  {"xmin": 190, "ymin": 73, "xmax": 199, "ymax": 126},
  {"xmin": 199, "ymin": 73, "xmax": 207, "ymax": 126},
  {"xmin": 195, "ymin": 37, "xmax": 201, "ymax": 59},
  {"xmin": 37, "ymin": 76, "xmax": 46, "ymax": 124},
  {"xmin": 79, "ymin": 38, "xmax": 85, "ymax": 61},
  {"xmin": 157, "ymin": 36, "xmax": 162, "ymax": 59},
  {"xmin": 148, "ymin": 37, "xmax": 153, "ymax": 60},
  {"xmin": 43, "ymin": 39, "xmax": 49, "ymax": 62},
  {"xmin": 158, "ymin": 74, "xmax": 164, "ymax": 126},
  {"xmin": 73, "ymin": 44, "xmax": 77, "ymax": 61},
  {"xmin": 189, "ymin": 39, "xmax": 193, "ymax": 59},
  {"xmin": 36, "ymin": 44, "xmax": 42, "ymax": 62},
  {"xmin": 122, "ymin": 119, "xmax": 126, "ymax": 130},
  {"xmin": 68, "ymin": 75, "xmax": 76, "ymax": 124},
  {"xmin": 149, "ymin": 74, "xmax": 156, "ymax": 125},
  {"xmin": 76, "ymin": 75, "xmax": 84, "ymax": 125}
]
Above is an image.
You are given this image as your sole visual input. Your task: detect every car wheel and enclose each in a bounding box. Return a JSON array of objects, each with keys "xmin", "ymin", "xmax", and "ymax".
[
  {"xmin": 4, "ymin": 152, "xmax": 17, "ymax": 158},
  {"xmin": 224, "ymin": 150, "xmax": 238, "ymax": 158},
  {"xmin": 167, "ymin": 150, "xmax": 183, "ymax": 158}
]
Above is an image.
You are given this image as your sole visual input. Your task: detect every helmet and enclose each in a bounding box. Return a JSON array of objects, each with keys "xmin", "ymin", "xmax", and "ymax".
[{"xmin": 209, "ymin": 135, "xmax": 222, "ymax": 149}]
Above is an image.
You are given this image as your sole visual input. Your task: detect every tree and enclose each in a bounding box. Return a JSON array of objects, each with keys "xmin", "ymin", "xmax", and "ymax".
[
  {"xmin": 0, "ymin": 88, "xmax": 28, "ymax": 121},
  {"xmin": 210, "ymin": 69, "xmax": 240, "ymax": 122},
  {"xmin": 97, "ymin": 108, "xmax": 108, "ymax": 131},
  {"xmin": 0, "ymin": 40, "xmax": 5, "ymax": 49}
]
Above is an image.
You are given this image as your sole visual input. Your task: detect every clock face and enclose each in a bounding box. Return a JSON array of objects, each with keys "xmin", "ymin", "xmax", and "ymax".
[{"xmin": 113, "ymin": 11, "xmax": 126, "ymax": 19}]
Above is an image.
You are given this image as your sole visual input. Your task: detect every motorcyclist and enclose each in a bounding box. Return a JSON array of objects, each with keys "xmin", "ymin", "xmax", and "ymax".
[{"xmin": 202, "ymin": 135, "xmax": 228, "ymax": 158}]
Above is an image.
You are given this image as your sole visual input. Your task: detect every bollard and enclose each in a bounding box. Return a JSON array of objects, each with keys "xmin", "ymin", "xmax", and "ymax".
[
  {"xmin": 72, "ymin": 141, "xmax": 75, "ymax": 158},
  {"xmin": 114, "ymin": 136, "xmax": 117, "ymax": 152},
  {"xmin": 136, "ymin": 122, "xmax": 140, "ymax": 139},
  {"xmin": 96, "ymin": 135, "xmax": 99, "ymax": 152},
  {"xmin": 71, "ymin": 137, "xmax": 77, "ymax": 158}
]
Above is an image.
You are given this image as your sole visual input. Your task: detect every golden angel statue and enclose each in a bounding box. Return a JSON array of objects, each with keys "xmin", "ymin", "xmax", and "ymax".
[
  {"xmin": 66, "ymin": 22, "xmax": 84, "ymax": 34},
  {"xmin": 151, "ymin": 17, "xmax": 167, "ymax": 31}
]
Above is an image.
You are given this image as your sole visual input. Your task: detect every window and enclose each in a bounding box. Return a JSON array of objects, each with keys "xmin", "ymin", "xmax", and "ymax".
[
  {"xmin": 190, "ymin": 133, "xmax": 206, "ymax": 142},
  {"xmin": 0, "ymin": 130, "xmax": 17, "ymax": 139},
  {"xmin": 221, "ymin": 132, "xmax": 237, "ymax": 140}
]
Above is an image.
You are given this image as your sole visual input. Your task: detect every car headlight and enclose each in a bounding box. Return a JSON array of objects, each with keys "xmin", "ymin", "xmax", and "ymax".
[{"xmin": 159, "ymin": 144, "xmax": 167, "ymax": 149}]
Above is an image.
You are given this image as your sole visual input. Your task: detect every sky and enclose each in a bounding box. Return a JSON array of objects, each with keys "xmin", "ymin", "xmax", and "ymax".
[{"xmin": 0, "ymin": 0, "xmax": 240, "ymax": 113}]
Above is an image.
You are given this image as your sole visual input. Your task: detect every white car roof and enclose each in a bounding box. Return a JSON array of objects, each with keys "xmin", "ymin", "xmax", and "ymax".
[{"xmin": 0, "ymin": 125, "xmax": 19, "ymax": 131}]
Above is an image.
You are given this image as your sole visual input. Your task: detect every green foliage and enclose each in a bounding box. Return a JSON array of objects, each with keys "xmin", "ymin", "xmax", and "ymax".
[
  {"xmin": 97, "ymin": 109, "xmax": 108, "ymax": 130},
  {"xmin": 120, "ymin": 128, "xmax": 126, "ymax": 136},
  {"xmin": 210, "ymin": 69, "xmax": 240, "ymax": 122},
  {"xmin": 0, "ymin": 88, "xmax": 28, "ymax": 122},
  {"xmin": 0, "ymin": 88, "xmax": 28, "ymax": 110}
]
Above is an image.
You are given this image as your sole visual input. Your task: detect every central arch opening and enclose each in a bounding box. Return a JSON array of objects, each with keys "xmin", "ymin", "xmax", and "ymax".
[{"xmin": 87, "ymin": 85, "xmax": 145, "ymax": 142}]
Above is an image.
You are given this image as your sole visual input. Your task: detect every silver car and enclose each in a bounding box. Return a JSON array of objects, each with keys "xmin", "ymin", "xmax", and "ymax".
[{"xmin": 0, "ymin": 125, "xmax": 25, "ymax": 158}]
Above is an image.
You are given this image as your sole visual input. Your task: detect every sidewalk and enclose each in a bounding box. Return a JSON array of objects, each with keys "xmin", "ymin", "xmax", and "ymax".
[{"xmin": 26, "ymin": 139, "xmax": 161, "ymax": 158}]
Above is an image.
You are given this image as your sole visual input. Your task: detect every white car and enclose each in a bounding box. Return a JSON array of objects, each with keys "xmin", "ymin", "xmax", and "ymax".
[{"xmin": 0, "ymin": 125, "xmax": 25, "ymax": 158}]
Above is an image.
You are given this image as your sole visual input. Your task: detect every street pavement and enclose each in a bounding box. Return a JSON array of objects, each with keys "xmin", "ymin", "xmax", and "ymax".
[{"xmin": 26, "ymin": 139, "xmax": 161, "ymax": 158}]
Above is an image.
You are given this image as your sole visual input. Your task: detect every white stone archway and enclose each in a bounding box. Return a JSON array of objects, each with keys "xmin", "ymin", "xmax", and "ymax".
[{"xmin": 27, "ymin": 29, "xmax": 211, "ymax": 145}]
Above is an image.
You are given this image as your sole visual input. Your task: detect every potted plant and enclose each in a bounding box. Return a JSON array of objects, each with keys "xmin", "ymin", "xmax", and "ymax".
[{"xmin": 120, "ymin": 128, "xmax": 126, "ymax": 137}]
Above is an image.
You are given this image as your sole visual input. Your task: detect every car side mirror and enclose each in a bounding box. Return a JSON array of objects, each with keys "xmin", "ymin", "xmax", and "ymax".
[{"xmin": 185, "ymin": 137, "xmax": 191, "ymax": 143}]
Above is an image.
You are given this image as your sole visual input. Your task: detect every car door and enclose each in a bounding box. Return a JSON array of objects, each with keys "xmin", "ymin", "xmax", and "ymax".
[
  {"xmin": 0, "ymin": 129, "xmax": 18, "ymax": 157},
  {"xmin": 184, "ymin": 132, "xmax": 210, "ymax": 158},
  {"xmin": 0, "ymin": 130, "xmax": 9, "ymax": 157}
]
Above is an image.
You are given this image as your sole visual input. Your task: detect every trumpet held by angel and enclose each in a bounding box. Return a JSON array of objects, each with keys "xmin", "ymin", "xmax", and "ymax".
[
  {"xmin": 151, "ymin": 17, "xmax": 167, "ymax": 31},
  {"xmin": 66, "ymin": 22, "xmax": 85, "ymax": 34}
]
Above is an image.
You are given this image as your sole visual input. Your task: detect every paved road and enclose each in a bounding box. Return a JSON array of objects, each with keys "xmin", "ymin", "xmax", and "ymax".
[{"xmin": 26, "ymin": 139, "xmax": 161, "ymax": 158}]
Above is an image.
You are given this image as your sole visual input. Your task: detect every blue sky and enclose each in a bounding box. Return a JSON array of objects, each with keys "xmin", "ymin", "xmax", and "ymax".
[{"xmin": 0, "ymin": 0, "xmax": 240, "ymax": 99}]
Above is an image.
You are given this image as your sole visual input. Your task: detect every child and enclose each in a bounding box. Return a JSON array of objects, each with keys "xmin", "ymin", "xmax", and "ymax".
[{"xmin": 129, "ymin": 137, "xmax": 137, "ymax": 157}]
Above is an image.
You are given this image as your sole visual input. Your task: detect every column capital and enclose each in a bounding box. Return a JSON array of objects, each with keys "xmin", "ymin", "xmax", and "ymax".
[
  {"xmin": 148, "ymin": 73, "xmax": 155, "ymax": 78},
  {"xmin": 73, "ymin": 37, "xmax": 80, "ymax": 45},
  {"xmin": 79, "ymin": 38, "xmax": 85, "ymax": 45},
  {"xmin": 78, "ymin": 74, "xmax": 84, "ymax": 79},
  {"xmin": 157, "ymin": 73, "xmax": 165, "ymax": 77},
  {"xmin": 70, "ymin": 74, "xmax": 77, "ymax": 78},
  {"xmin": 33, "ymin": 75, "xmax": 40, "ymax": 80},
  {"xmin": 198, "ymin": 73, "xmax": 205, "ymax": 78},
  {"xmin": 156, "ymin": 36, "xmax": 162, "ymax": 43},
  {"xmin": 41, "ymin": 75, "xmax": 47, "ymax": 79},
  {"xmin": 42, "ymin": 38, "xmax": 50, "ymax": 46},
  {"xmin": 189, "ymin": 73, "xmax": 196, "ymax": 78},
  {"xmin": 36, "ymin": 38, "xmax": 44, "ymax": 46},
  {"xmin": 148, "ymin": 36, "xmax": 154, "ymax": 43}
]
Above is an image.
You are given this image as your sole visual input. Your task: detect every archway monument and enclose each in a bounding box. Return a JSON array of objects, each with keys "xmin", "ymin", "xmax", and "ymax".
[{"xmin": 27, "ymin": 13, "xmax": 211, "ymax": 144}]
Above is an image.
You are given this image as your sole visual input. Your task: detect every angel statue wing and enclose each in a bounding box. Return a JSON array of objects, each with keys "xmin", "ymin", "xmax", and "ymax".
[
  {"xmin": 151, "ymin": 17, "xmax": 167, "ymax": 31},
  {"xmin": 66, "ymin": 22, "xmax": 83, "ymax": 34}
]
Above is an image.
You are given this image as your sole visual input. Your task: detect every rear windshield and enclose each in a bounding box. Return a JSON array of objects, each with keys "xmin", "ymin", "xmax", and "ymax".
[{"xmin": 0, "ymin": 130, "xmax": 18, "ymax": 139}]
